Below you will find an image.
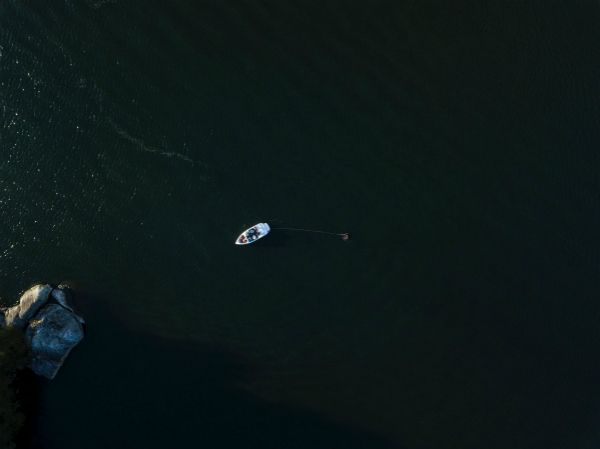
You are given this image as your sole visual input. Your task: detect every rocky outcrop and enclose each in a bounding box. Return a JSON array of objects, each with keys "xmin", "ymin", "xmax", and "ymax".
[
  {"xmin": 1, "ymin": 284, "xmax": 86, "ymax": 379},
  {"xmin": 1, "ymin": 284, "xmax": 52, "ymax": 329},
  {"xmin": 52, "ymin": 286, "xmax": 85, "ymax": 324},
  {"xmin": 25, "ymin": 304, "xmax": 84, "ymax": 380}
]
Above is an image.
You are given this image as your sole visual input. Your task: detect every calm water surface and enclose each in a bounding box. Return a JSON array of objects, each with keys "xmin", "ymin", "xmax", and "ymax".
[{"xmin": 1, "ymin": 1, "xmax": 599, "ymax": 448}]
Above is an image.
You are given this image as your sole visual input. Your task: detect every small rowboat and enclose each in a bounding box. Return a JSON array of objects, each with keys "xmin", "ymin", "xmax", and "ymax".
[{"xmin": 235, "ymin": 223, "xmax": 270, "ymax": 245}]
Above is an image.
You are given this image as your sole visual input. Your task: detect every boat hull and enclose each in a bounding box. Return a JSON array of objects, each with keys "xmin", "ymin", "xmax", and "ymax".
[{"xmin": 235, "ymin": 223, "xmax": 270, "ymax": 245}]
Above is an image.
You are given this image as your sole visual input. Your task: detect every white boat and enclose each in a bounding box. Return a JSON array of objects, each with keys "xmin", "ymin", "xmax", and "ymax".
[{"xmin": 235, "ymin": 223, "xmax": 270, "ymax": 245}]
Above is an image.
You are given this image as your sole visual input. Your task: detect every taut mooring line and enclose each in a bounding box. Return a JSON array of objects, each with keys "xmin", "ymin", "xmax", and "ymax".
[{"xmin": 272, "ymin": 227, "xmax": 349, "ymax": 240}]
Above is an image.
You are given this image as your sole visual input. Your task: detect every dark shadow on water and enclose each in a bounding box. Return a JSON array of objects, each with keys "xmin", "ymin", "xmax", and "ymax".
[
  {"xmin": 18, "ymin": 292, "xmax": 401, "ymax": 449},
  {"xmin": 254, "ymin": 230, "xmax": 291, "ymax": 248},
  {"xmin": 13, "ymin": 368, "xmax": 44, "ymax": 449}
]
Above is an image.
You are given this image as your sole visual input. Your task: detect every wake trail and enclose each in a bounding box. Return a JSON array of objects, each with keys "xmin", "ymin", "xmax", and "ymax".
[{"xmin": 107, "ymin": 117, "xmax": 195, "ymax": 165}]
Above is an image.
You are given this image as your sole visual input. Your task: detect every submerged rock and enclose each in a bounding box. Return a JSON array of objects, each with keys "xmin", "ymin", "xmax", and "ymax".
[
  {"xmin": 25, "ymin": 304, "xmax": 84, "ymax": 380},
  {"xmin": 2, "ymin": 284, "xmax": 52, "ymax": 329},
  {"xmin": 52, "ymin": 286, "xmax": 85, "ymax": 324}
]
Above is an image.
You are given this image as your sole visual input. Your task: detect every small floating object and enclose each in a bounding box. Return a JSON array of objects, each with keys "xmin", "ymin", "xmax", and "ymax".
[{"xmin": 235, "ymin": 223, "xmax": 271, "ymax": 245}]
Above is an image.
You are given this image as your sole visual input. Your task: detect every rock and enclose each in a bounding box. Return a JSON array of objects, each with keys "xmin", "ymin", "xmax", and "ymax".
[
  {"xmin": 52, "ymin": 287, "xmax": 85, "ymax": 324},
  {"xmin": 25, "ymin": 304, "xmax": 84, "ymax": 380},
  {"xmin": 2, "ymin": 284, "xmax": 52, "ymax": 329}
]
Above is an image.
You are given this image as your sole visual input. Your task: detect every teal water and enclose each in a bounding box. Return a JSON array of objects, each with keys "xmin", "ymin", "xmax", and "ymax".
[{"xmin": 1, "ymin": 1, "xmax": 599, "ymax": 448}]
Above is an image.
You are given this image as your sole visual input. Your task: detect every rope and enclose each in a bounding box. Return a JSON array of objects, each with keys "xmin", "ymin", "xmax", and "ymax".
[{"xmin": 272, "ymin": 227, "xmax": 347, "ymax": 236}]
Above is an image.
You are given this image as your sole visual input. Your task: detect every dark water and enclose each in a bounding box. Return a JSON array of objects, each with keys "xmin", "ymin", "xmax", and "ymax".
[{"xmin": 1, "ymin": 1, "xmax": 599, "ymax": 448}]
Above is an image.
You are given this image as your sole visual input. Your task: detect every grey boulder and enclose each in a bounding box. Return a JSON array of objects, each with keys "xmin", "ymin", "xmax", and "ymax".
[
  {"xmin": 52, "ymin": 287, "xmax": 85, "ymax": 324},
  {"xmin": 2, "ymin": 284, "xmax": 52, "ymax": 329},
  {"xmin": 25, "ymin": 304, "xmax": 84, "ymax": 380}
]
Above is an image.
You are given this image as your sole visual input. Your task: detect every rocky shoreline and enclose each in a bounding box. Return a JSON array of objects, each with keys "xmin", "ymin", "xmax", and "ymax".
[{"xmin": 1, "ymin": 285, "xmax": 85, "ymax": 379}]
